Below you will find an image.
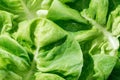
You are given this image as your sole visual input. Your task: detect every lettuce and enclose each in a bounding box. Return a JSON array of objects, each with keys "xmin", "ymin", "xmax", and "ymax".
[{"xmin": 0, "ymin": 0, "xmax": 120, "ymax": 80}]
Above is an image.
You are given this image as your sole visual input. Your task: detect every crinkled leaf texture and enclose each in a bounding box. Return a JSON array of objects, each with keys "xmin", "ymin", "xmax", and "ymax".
[
  {"xmin": 36, "ymin": 36, "xmax": 83, "ymax": 80},
  {"xmin": 0, "ymin": 35, "xmax": 30, "ymax": 80},
  {"xmin": 0, "ymin": 0, "xmax": 43, "ymax": 21},
  {"xmin": 12, "ymin": 17, "xmax": 83, "ymax": 80},
  {"xmin": 0, "ymin": 0, "xmax": 120, "ymax": 80}
]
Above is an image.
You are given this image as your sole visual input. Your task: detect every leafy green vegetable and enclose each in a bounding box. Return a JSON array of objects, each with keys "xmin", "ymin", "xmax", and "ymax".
[
  {"xmin": 35, "ymin": 72, "xmax": 65, "ymax": 80},
  {"xmin": 81, "ymin": 0, "xmax": 109, "ymax": 25},
  {"xmin": 108, "ymin": 58, "xmax": 120, "ymax": 80},
  {"xmin": 0, "ymin": 35, "xmax": 30, "ymax": 80},
  {"xmin": 47, "ymin": 0, "xmax": 87, "ymax": 23},
  {"xmin": 0, "ymin": 0, "xmax": 120, "ymax": 80},
  {"xmin": 0, "ymin": 10, "xmax": 14, "ymax": 34},
  {"xmin": 36, "ymin": 36, "xmax": 83, "ymax": 80}
]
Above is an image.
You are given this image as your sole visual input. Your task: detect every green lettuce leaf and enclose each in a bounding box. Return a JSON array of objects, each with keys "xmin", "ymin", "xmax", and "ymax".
[
  {"xmin": 13, "ymin": 18, "xmax": 67, "ymax": 50},
  {"xmin": 0, "ymin": 10, "xmax": 14, "ymax": 34},
  {"xmin": 0, "ymin": 0, "xmax": 120, "ymax": 80},
  {"xmin": 107, "ymin": 5, "xmax": 120, "ymax": 38},
  {"xmin": 0, "ymin": 35, "xmax": 30, "ymax": 80},
  {"xmin": 0, "ymin": 0, "xmax": 43, "ymax": 21},
  {"xmin": 108, "ymin": 47, "xmax": 120, "ymax": 80},
  {"xmin": 74, "ymin": 28, "xmax": 118, "ymax": 80},
  {"xmin": 81, "ymin": 0, "xmax": 109, "ymax": 25},
  {"xmin": 35, "ymin": 72, "xmax": 65, "ymax": 80},
  {"xmin": 36, "ymin": 36, "xmax": 83, "ymax": 80},
  {"xmin": 34, "ymin": 18, "xmax": 67, "ymax": 48},
  {"xmin": 47, "ymin": 0, "xmax": 87, "ymax": 23}
]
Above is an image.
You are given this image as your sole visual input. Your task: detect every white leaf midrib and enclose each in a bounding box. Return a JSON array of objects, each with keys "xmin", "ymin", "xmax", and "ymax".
[
  {"xmin": 82, "ymin": 14, "xmax": 119, "ymax": 52},
  {"xmin": 20, "ymin": 0, "xmax": 34, "ymax": 19}
]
